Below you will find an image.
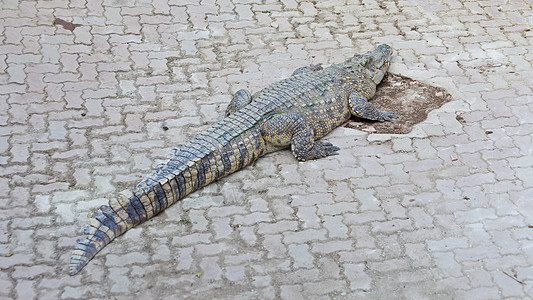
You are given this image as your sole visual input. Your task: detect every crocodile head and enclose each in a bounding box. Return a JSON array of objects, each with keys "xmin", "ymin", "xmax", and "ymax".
[{"xmin": 342, "ymin": 44, "xmax": 392, "ymax": 84}]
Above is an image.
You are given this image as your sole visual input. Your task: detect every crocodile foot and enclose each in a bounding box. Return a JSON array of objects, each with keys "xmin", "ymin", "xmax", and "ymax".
[
  {"xmin": 293, "ymin": 141, "xmax": 340, "ymax": 161},
  {"xmin": 378, "ymin": 110, "xmax": 399, "ymax": 122}
]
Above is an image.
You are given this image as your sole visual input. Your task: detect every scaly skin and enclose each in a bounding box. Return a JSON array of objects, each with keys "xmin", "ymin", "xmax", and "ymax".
[{"xmin": 69, "ymin": 44, "xmax": 398, "ymax": 275}]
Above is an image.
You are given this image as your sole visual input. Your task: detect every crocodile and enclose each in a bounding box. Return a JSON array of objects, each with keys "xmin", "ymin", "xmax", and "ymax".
[{"xmin": 69, "ymin": 44, "xmax": 398, "ymax": 275}]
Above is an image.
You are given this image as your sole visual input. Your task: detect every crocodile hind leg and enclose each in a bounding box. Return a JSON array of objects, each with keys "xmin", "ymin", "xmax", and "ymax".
[
  {"xmin": 225, "ymin": 89, "xmax": 252, "ymax": 116},
  {"xmin": 291, "ymin": 63, "xmax": 323, "ymax": 76},
  {"xmin": 348, "ymin": 91, "xmax": 399, "ymax": 122},
  {"xmin": 260, "ymin": 113, "xmax": 340, "ymax": 161}
]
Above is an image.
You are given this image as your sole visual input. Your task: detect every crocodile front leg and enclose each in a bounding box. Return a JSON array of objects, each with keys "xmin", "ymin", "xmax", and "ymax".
[
  {"xmin": 348, "ymin": 91, "xmax": 399, "ymax": 122},
  {"xmin": 291, "ymin": 63, "xmax": 323, "ymax": 76},
  {"xmin": 225, "ymin": 89, "xmax": 252, "ymax": 116},
  {"xmin": 260, "ymin": 113, "xmax": 340, "ymax": 161}
]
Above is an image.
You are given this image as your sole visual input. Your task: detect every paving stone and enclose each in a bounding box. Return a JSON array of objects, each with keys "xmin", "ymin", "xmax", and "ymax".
[
  {"xmin": 258, "ymin": 220, "xmax": 298, "ymax": 235},
  {"xmin": 12, "ymin": 265, "xmax": 55, "ymax": 279},
  {"xmin": 0, "ymin": 253, "xmax": 33, "ymax": 269},
  {"xmin": 371, "ymin": 219, "xmax": 413, "ymax": 234},
  {"xmin": 317, "ymin": 201, "xmax": 358, "ymax": 216},
  {"xmin": 490, "ymin": 230, "xmax": 522, "ymax": 255},
  {"xmin": 15, "ymin": 280, "xmax": 36, "ymax": 300},
  {"xmin": 302, "ymin": 279, "xmax": 346, "ymax": 296},
  {"xmin": 352, "ymin": 189, "xmax": 381, "ymax": 211},
  {"xmin": 454, "ymin": 207, "xmax": 498, "ymax": 224},
  {"xmin": 172, "ymin": 233, "xmax": 211, "ymax": 246},
  {"xmin": 427, "ymin": 237, "xmax": 469, "ymax": 252},
  {"xmin": 311, "ymin": 240, "xmax": 353, "ymax": 254},
  {"xmin": 391, "ymin": 137, "xmax": 413, "ymax": 152},
  {"xmin": 491, "ymin": 269, "xmax": 525, "ymax": 297},
  {"xmin": 262, "ymin": 235, "xmax": 287, "ymax": 259},
  {"xmin": 404, "ymin": 243, "xmax": 432, "ymax": 268},
  {"xmin": 196, "ymin": 242, "xmax": 233, "ymax": 256},
  {"xmin": 280, "ymin": 285, "xmax": 305, "ymax": 300},
  {"xmin": 225, "ymin": 265, "xmax": 246, "ymax": 282},
  {"xmin": 224, "ymin": 252, "xmax": 263, "ymax": 266},
  {"xmin": 108, "ymin": 267, "xmax": 130, "ymax": 293},
  {"xmin": 238, "ymin": 226, "xmax": 257, "ymax": 246},
  {"xmin": 381, "ymin": 197, "xmax": 408, "ymax": 219},
  {"xmin": 234, "ymin": 212, "xmax": 273, "ymax": 226},
  {"xmin": 368, "ymin": 258, "xmax": 410, "ymax": 273},
  {"xmin": 200, "ymin": 257, "xmax": 222, "ymax": 280},
  {"xmin": 454, "ymin": 245, "xmax": 500, "ymax": 262},
  {"xmin": 460, "ymin": 287, "xmax": 500, "ymax": 299},
  {"xmin": 432, "ymin": 252, "xmax": 463, "ymax": 277},
  {"xmin": 343, "ymin": 263, "xmax": 372, "ymax": 291},
  {"xmin": 283, "ymin": 229, "xmax": 327, "ymax": 244},
  {"xmin": 294, "ymin": 206, "xmax": 320, "ymax": 229},
  {"xmin": 288, "ymin": 244, "xmax": 315, "ymax": 269},
  {"xmin": 175, "ymin": 247, "xmax": 194, "ymax": 271},
  {"xmin": 252, "ymin": 275, "xmax": 271, "ymax": 288},
  {"xmin": 105, "ymin": 252, "xmax": 149, "ymax": 267},
  {"xmin": 485, "ymin": 255, "xmax": 528, "ymax": 272},
  {"xmin": 322, "ymin": 215, "xmax": 348, "ymax": 238}
]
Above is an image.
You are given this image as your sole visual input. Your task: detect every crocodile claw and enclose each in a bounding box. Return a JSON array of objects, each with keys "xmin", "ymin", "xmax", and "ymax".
[
  {"xmin": 379, "ymin": 111, "xmax": 399, "ymax": 122},
  {"xmin": 322, "ymin": 142, "xmax": 340, "ymax": 157},
  {"xmin": 293, "ymin": 141, "xmax": 340, "ymax": 161}
]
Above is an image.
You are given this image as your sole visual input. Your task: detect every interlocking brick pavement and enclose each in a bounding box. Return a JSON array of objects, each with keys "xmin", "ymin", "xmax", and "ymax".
[{"xmin": 1, "ymin": 0, "xmax": 533, "ymax": 299}]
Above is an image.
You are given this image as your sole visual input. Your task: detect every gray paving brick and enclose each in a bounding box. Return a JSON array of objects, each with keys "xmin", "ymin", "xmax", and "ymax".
[
  {"xmin": 196, "ymin": 242, "xmax": 233, "ymax": 256},
  {"xmin": 263, "ymin": 235, "xmax": 287, "ymax": 259},
  {"xmin": 455, "ymin": 245, "xmax": 500, "ymax": 262},
  {"xmin": 343, "ymin": 263, "xmax": 372, "ymax": 291},
  {"xmin": 12, "ymin": 265, "xmax": 55, "ymax": 279},
  {"xmin": 379, "ymin": 234, "xmax": 404, "ymax": 258},
  {"xmin": 402, "ymin": 228, "xmax": 444, "ymax": 244},
  {"xmin": 454, "ymin": 207, "xmax": 497, "ymax": 224},
  {"xmin": 293, "ymin": 206, "xmax": 319, "ymax": 229},
  {"xmin": 322, "ymin": 216, "xmax": 348, "ymax": 238},
  {"xmin": 225, "ymin": 265, "xmax": 246, "ymax": 282},
  {"xmin": 427, "ymin": 236, "xmax": 468, "ymax": 251},
  {"xmin": 404, "ymin": 243, "xmax": 432, "ymax": 268},
  {"xmin": 15, "ymin": 280, "xmax": 36, "ymax": 300},
  {"xmin": 319, "ymin": 200, "xmax": 358, "ymax": 217},
  {"xmin": 303, "ymin": 279, "xmax": 346, "ymax": 295},
  {"xmin": 391, "ymin": 137, "xmax": 413, "ymax": 152},
  {"xmin": 252, "ymin": 274, "xmax": 271, "ymax": 288},
  {"xmin": 172, "ymin": 233, "xmax": 211, "ymax": 246},
  {"xmin": 352, "ymin": 189, "xmax": 381, "ymax": 211},
  {"xmin": 280, "ymin": 285, "xmax": 305, "ymax": 300},
  {"xmin": 105, "ymin": 252, "xmax": 149, "ymax": 267},
  {"xmin": 283, "ymin": 229, "xmax": 327, "ymax": 244},
  {"xmin": 200, "ymin": 257, "xmax": 222, "ymax": 280},
  {"xmin": 288, "ymin": 244, "xmax": 315, "ymax": 269},
  {"xmin": 368, "ymin": 258, "xmax": 410, "ymax": 273},
  {"xmin": 460, "ymin": 287, "xmax": 501, "ymax": 299},
  {"xmin": 311, "ymin": 240, "xmax": 353, "ymax": 254},
  {"xmin": 344, "ymin": 211, "xmax": 386, "ymax": 225},
  {"xmin": 371, "ymin": 219, "xmax": 413, "ymax": 234}
]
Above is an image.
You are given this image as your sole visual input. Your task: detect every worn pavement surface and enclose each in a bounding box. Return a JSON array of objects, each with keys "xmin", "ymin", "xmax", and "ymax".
[{"xmin": 1, "ymin": 0, "xmax": 532, "ymax": 299}]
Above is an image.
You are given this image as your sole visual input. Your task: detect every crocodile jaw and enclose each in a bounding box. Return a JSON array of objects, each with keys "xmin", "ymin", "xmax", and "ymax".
[{"xmin": 365, "ymin": 44, "xmax": 392, "ymax": 85}]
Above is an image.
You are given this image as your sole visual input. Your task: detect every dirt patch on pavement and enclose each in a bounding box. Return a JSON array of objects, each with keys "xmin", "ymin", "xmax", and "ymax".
[{"xmin": 344, "ymin": 73, "xmax": 453, "ymax": 134}]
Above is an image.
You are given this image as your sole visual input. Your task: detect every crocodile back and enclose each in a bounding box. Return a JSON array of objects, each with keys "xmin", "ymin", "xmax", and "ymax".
[{"xmin": 247, "ymin": 69, "xmax": 355, "ymax": 139}]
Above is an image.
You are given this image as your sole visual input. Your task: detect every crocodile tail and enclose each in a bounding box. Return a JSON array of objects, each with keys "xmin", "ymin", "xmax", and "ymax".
[
  {"xmin": 69, "ymin": 116, "xmax": 265, "ymax": 275},
  {"xmin": 68, "ymin": 148, "xmax": 221, "ymax": 275},
  {"xmin": 69, "ymin": 191, "xmax": 141, "ymax": 275},
  {"xmin": 69, "ymin": 164, "xmax": 186, "ymax": 275}
]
